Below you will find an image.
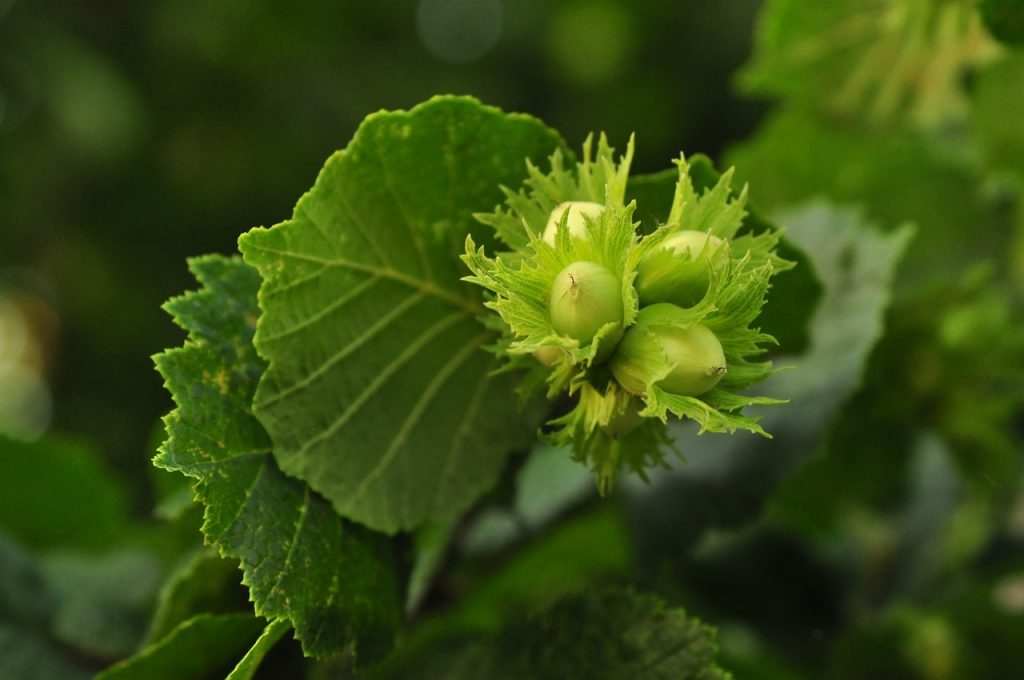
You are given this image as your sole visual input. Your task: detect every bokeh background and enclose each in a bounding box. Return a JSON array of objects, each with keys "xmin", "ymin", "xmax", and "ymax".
[{"xmin": 2, "ymin": 1, "xmax": 1023, "ymax": 678}]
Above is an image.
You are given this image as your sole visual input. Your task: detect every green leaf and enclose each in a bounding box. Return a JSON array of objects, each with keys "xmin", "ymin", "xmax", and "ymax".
[
  {"xmin": 238, "ymin": 95, "xmax": 565, "ymax": 533},
  {"xmin": 0, "ymin": 434, "xmax": 130, "ymax": 550},
  {"xmin": 41, "ymin": 548, "xmax": 163, "ymax": 659},
  {"xmin": 974, "ymin": 54, "xmax": 1024, "ymax": 183},
  {"xmin": 145, "ymin": 549, "xmax": 248, "ymax": 644},
  {"xmin": 491, "ymin": 588, "xmax": 730, "ymax": 680},
  {"xmin": 96, "ymin": 613, "xmax": 264, "ymax": 680},
  {"xmin": 741, "ymin": 0, "xmax": 1000, "ymax": 128},
  {"xmin": 0, "ymin": 534, "xmax": 91, "ymax": 680},
  {"xmin": 0, "ymin": 623, "xmax": 92, "ymax": 680},
  {"xmin": 154, "ymin": 255, "xmax": 402, "ymax": 661},
  {"xmin": 449, "ymin": 507, "xmax": 631, "ymax": 634},
  {"xmin": 379, "ymin": 588, "xmax": 729, "ymax": 680},
  {"xmin": 980, "ymin": 0, "xmax": 1024, "ymax": 45},
  {"xmin": 226, "ymin": 618, "xmax": 291, "ymax": 680},
  {"xmin": 726, "ymin": 108, "xmax": 1008, "ymax": 290},
  {"xmin": 0, "ymin": 533, "xmax": 159, "ymax": 679},
  {"xmin": 772, "ymin": 265, "xmax": 1024, "ymax": 537},
  {"xmin": 374, "ymin": 508, "xmax": 633, "ymax": 678},
  {"xmin": 458, "ymin": 442, "xmax": 594, "ymax": 558},
  {"xmin": 407, "ymin": 519, "xmax": 458, "ymax": 615}
]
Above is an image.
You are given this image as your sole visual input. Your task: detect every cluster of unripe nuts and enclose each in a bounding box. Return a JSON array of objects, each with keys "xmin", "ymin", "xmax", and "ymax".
[{"xmin": 544, "ymin": 201, "xmax": 728, "ymax": 399}]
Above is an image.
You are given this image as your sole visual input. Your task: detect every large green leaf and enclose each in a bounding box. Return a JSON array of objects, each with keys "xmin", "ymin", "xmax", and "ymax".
[
  {"xmin": 238, "ymin": 96, "xmax": 565, "ymax": 533},
  {"xmin": 154, "ymin": 255, "xmax": 401, "ymax": 661}
]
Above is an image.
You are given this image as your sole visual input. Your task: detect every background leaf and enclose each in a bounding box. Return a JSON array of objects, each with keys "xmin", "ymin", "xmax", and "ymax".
[
  {"xmin": 974, "ymin": 54, "xmax": 1024, "ymax": 184},
  {"xmin": 226, "ymin": 619, "xmax": 292, "ymax": 680},
  {"xmin": 378, "ymin": 588, "xmax": 729, "ymax": 680},
  {"xmin": 96, "ymin": 613, "xmax": 264, "ymax": 680},
  {"xmin": 626, "ymin": 202, "xmax": 914, "ymax": 554},
  {"xmin": 0, "ymin": 534, "xmax": 91, "ymax": 680},
  {"xmin": 145, "ymin": 549, "xmax": 249, "ymax": 644},
  {"xmin": 40, "ymin": 548, "xmax": 163, "ymax": 659},
  {"xmin": 726, "ymin": 108, "xmax": 1010, "ymax": 292},
  {"xmin": 154, "ymin": 255, "xmax": 402, "ymax": 661},
  {"xmin": 0, "ymin": 435, "xmax": 130, "ymax": 550},
  {"xmin": 740, "ymin": 0, "xmax": 998, "ymax": 128},
  {"xmin": 238, "ymin": 96, "xmax": 565, "ymax": 533}
]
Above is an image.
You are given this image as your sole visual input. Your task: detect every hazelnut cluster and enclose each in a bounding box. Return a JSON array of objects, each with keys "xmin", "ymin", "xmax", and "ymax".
[{"xmin": 463, "ymin": 136, "xmax": 790, "ymax": 491}]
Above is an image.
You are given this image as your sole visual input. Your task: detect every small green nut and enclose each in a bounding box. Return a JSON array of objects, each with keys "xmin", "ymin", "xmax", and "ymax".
[
  {"xmin": 663, "ymin": 231, "xmax": 726, "ymax": 257},
  {"xmin": 533, "ymin": 345, "xmax": 565, "ymax": 367},
  {"xmin": 542, "ymin": 201, "xmax": 605, "ymax": 245},
  {"xmin": 549, "ymin": 261, "xmax": 624, "ymax": 350},
  {"xmin": 610, "ymin": 303, "xmax": 726, "ymax": 397},
  {"xmin": 635, "ymin": 230, "xmax": 729, "ymax": 308}
]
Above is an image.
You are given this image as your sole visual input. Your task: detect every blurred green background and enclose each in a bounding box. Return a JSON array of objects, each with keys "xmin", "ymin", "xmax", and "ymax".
[{"xmin": 2, "ymin": 0, "xmax": 1023, "ymax": 678}]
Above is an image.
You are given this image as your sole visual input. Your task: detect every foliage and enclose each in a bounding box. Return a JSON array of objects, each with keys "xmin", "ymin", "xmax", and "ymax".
[
  {"xmin": 154, "ymin": 255, "xmax": 402, "ymax": 663},
  {"xmin": 377, "ymin": 588, "xmax": 731, "ymax": 680},
  {"xmin": 1, "ymin": 1, "xmax": 1022, "ymax": 678},
  {"xmin": 238, "ymin": 97, "xmax": 562, "ymax": 533},
  {"xmin": 980, "ymin": 0, "xmax": 1024, "ymax": 44}
]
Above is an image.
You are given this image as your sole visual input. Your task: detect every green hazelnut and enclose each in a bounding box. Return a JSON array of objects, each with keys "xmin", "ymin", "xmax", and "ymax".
[
  {"xmin": 610, "ymin": 303, "xmax": 726, "ymax": 397},
  {"xmin": 542, "ymin": 201, "xmax": 605, "ymax": 245},
  {"xmin": 663, "ymin": 231, "xmax": 726, "ymax": 257},
  {"xmin": 533, "ymin": 345, "xmax": 565, "ymax": 367},
  {"xmin": 549, "ymin": 261, "xmax": 624, "ymax": 348},
  {"xmin": 635, "ymin": 230, "xmax": 729, "ymax": 308}
]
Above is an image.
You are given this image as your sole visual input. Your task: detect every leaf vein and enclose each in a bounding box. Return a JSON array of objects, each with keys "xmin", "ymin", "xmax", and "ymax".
[
  {"xmin": 294, "ymin": 310, "xmax": 470, "ymax": 458},
  {"xmin": 214, "ymin": 459, "xmax": 269, "ymax": 544},
  {"xmin": 371, "ymin": 139, "xmax": 435, "ymax": 284},
  {"xmin": 255, "ymin": 291, "xmax": 428, "ymax": 408},
  {"xmin": 266, "ymin": 485, "xmax": 311, "ymax": 598},
  {"xmin": 259, "ymin": 275, "xmax": 383, "ymax": 343},
  {"xmin": 348, "ymin": 331, "xmax": 489, "ymax": 511},
  {"xmin": 431, "ymin": 355, "xmax": 494, "ymax": 513},
  {"xmin": 245, "ymin": 241, "xmax": 479, "ymax": 312},
  {"xmin": 305, "ymin": 186, "xmax": 391, "ymax": 268}
]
